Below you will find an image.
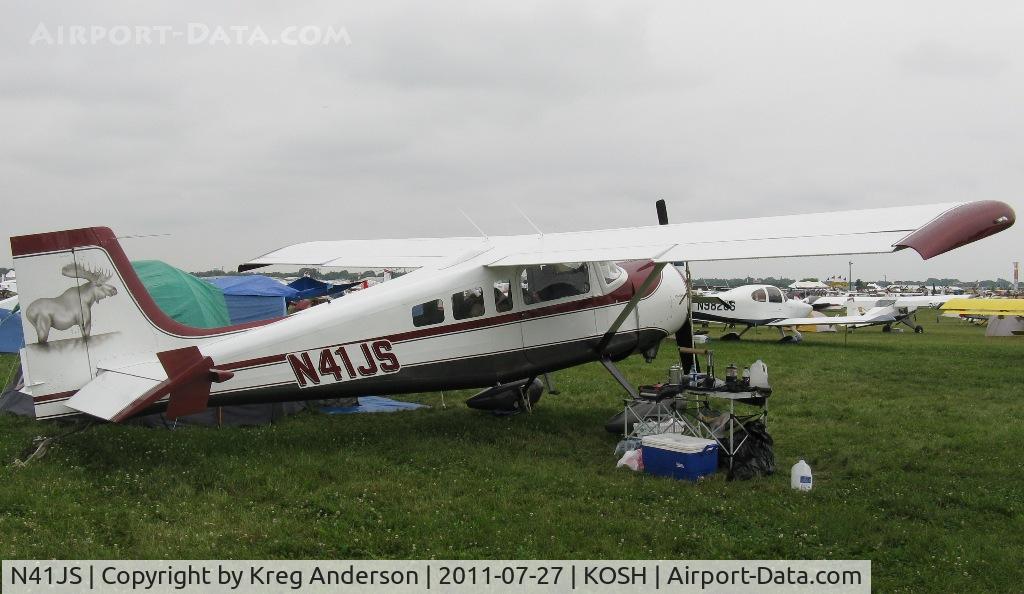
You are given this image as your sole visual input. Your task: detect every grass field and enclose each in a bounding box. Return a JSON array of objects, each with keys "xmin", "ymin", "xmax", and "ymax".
[{"xmin": 1, "ymin": 312, "xmax": 1021, "ymax": 592}]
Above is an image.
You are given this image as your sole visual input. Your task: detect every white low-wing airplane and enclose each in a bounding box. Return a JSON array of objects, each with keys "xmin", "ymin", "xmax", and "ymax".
[
  {"xmin": 807, "ymin": 293, "xmax": 960, "ymax": 312},
  {"xmin": 691, "ymin": 285, "xmax": 903, "ymax": 342},
  {"xmin": 810, "ymin": 293, "xmax": 966, "ymax": 334},
  {"xmin": 10, "ymin": 200, "xmax": 1014, "ymax": 422}
]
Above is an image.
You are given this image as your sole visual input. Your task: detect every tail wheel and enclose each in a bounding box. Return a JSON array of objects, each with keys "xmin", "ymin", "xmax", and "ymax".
[{"xmin": 915, "ymin": 325, "xmax": 925, "ymax": 334}]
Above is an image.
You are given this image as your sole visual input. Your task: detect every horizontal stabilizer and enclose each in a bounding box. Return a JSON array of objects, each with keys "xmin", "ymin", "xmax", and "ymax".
[
  {"xmin": 65, "ymin": 371, "xmax": 162, "ymax": 421},
  {"xmin": 64, "ymin": 346, "xmax": 234, "ymax": 422}
]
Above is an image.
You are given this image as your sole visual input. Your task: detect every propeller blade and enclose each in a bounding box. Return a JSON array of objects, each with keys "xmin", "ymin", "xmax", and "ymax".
[{"xmin": 655, "ymin": 199, "xmax": 698, "ymax": 373}]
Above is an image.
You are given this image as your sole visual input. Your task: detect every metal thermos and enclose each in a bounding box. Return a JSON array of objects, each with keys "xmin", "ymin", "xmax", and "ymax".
[{"xmin": 669, "ymin": 364, "xmax": 683, "ymax": 385}]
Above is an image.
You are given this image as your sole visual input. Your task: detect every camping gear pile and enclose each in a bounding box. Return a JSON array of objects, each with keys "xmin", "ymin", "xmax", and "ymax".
[{"xmin": 612, "ymin": 353, "xmax": 775, "ymax": 482}]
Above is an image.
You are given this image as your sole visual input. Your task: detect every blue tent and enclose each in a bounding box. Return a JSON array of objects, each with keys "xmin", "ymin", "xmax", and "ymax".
[
  {"xmin": 205, "ymin": 276, "xmax": 298, "ymax": 324},
  {"xmin": 0, "ymin": 307, "xmax": 23, "ymax": 354},
  {"xmin": 287, "ymin": 277, "xmax": 360, "ymax": 300}
]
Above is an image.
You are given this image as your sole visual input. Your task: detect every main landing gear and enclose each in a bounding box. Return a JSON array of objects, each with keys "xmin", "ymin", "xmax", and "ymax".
[
  {"xmin": 466, "ymin": 377, "xmax": 544, "ymax": 414},
  {"xmin": 776, "ymin": 326, "xmax": 803, "ymax": 343},
  {"xmin": 721, "ymin": 325, "xmax": 802, "ymax": 343},
  {"xmin": 881, "ymin": 317, "xmax": 925, "ymax": 334},
  {"xmin": 720, "ymin": 325, "xmax": 751, "ymax": 341}
]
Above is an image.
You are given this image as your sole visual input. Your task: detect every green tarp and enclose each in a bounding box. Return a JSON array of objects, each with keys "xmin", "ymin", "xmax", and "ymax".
[{"xmin": 131, "ymin": 260, "xmax": 231, "ymax": 328}]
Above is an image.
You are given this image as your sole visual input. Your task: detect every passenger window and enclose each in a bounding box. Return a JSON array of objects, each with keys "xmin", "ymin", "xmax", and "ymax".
[
  {"xmin": 452, "ymin": 287, "xmax": 485, "ymax": 320},
  {"xmin": 412, "ymin": 299, "xmax": 445, "ymax": 327},
  {"xmin": 493, "ymin": 280, "xmax": 513, "ymax": 312},
  {"xmin": 767, "ymin": 287, "xmax": 783, "ymax": 303},
  {"xmin": 521, "ymin": 262, "xmax": 590, "ymax": 305},
  {"xmin": 751, "ymin": 288, "xmax": 767, "ymax": 302}
]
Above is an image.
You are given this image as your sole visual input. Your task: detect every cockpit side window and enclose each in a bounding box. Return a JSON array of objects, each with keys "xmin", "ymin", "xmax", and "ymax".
[
  {"xmin": 412, "ymin": 299, "xmax": 445, "ymax": 327},
  {"xmin": 597, "ymin": 261, "xmax": 624, "ymax": 284},
  {"xmin": 751, "ymin": 288, "xmax": 767, "ymax": 302},
  {"xmin": 767, "ymin": 286, "xmax": 784, "ymax": 303},
  {"xmin": 452, "ymin": 287, "xmax": 485, "ymax": 320},
  {"xmin": 493, "ymin": 279, "xmax": 513, "ymax": 312}
]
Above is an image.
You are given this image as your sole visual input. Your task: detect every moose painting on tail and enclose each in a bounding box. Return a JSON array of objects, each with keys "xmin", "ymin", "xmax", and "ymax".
[{"xmin": 25, "ymin": 262, "xmax": 117, "ymax": 343}]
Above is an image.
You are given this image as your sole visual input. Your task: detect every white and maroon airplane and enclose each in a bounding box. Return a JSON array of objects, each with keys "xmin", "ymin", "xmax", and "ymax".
[{"xmin": 9, "ymin": 200, "xmax": 1014, "ymax": 422}]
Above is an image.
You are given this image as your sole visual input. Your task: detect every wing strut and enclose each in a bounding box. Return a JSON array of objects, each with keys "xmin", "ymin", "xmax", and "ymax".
[
  {"xmin": 600, "ymin": 356, "xmax": 638, "ymax": 399},
  {"xmin": 594, "ymin": 199, "xmax": 672, "ymax": 355}
]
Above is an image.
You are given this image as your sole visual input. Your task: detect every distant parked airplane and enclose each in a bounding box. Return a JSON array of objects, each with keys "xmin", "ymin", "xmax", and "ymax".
[
  {"xmin": 940, "ymin": 298, "xmax": 1024, "ymax": 337},
  {"xmin": 692, "ymin": 285, "xmax": 903, "ymax": 342}
]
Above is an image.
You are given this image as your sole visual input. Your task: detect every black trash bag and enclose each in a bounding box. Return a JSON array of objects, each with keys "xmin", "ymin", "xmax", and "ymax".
[
  {"xmin": 0, "ymin": 364, "xmax": 35, "ymax": 418},
  {"xmin": 726, "ymin": 420, "xmax": 775, "ymax": 481}
]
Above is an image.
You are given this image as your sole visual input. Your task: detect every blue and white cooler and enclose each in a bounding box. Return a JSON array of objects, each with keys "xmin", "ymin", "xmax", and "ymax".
[{"xmin": 641, "ymin": 434, "xmax": 719, "ymax": 481}]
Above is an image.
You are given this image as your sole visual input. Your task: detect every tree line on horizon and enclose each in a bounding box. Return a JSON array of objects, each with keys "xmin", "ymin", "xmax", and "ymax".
[{"xmin": 692, "ymin": 276, "xmax": 1016, "ymax": 290}]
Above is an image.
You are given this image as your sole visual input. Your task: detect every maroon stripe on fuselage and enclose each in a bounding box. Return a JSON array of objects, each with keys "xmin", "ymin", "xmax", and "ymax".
[
  {"xmin": 220, "ymin": 354, "xmax": 288, "ymax": 370},
  {"xmin": 219, "ymin": 297, "xmax": 621, "ymax": 371},
  {"xmin": 219, "ymin": 264, "xmax": 662, "ymax": 371},
  {"xmin": 32, "ymin": 390, "xmax": 76, "ymax": 403}
]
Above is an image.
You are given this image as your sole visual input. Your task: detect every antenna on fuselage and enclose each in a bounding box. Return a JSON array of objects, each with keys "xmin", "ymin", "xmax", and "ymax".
[
  {"xmin": 514, "ymin": 204, "xmax": 544, "ymax": 236},
  {"xmin": 458, "ymin": 209, "xmax": 489, "ymax": 241},
  {"xmin": 116, "ymin": 233, "xmax": 172, "ymax": 240}
]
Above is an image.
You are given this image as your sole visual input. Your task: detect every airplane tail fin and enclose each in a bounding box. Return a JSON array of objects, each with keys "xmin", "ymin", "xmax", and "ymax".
[
  {"xmin": 845, "ymin": 296, "xmax": 859, "ymax": 318},
  {"xmin": 11, "ymin": 227, "xmax": 245, "ymax": 420}
]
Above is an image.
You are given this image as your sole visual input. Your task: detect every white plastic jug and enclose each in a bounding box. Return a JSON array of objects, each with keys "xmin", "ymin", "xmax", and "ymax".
[
  {"xmin": 749, "ymin": 359, "xmax": 769, "ymax": 389},
  {"xmin": 791, "ymin": 459, "xmax": 812, "ymax": 491}
]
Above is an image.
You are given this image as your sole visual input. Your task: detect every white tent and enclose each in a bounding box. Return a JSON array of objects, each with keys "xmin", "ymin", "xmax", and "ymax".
[
  {"xmin": 789, "ymin": 280, "xmax": 829, "ymax": 290},
  {"xmin": 986, "ymin": 316, "xmax": 1024, "ymax": 337}
]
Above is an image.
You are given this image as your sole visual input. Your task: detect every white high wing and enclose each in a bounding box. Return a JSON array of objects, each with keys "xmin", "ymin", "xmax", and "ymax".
[
  {"xmin": 242, "ymin": 202, "xmax": 984, "ymax": 269},
  {"xmin": 9, "ymin": 200, "xmax": 1014, "ymax": 422}
]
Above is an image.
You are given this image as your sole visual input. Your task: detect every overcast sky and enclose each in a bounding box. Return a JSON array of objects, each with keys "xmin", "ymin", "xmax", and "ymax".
[{"xmin": 1, "ymin": 1, "xmax": 1021, "ymax": 282}]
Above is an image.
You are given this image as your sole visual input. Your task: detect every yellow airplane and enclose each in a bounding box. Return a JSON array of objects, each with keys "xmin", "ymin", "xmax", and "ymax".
[{"xmin": 941, "ymin": 299, "xmax": 1024, "ymax": 336}]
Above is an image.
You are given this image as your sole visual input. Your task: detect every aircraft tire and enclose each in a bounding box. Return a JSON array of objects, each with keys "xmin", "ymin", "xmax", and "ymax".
[
  {"xmin": 915, "ymin": 325, "xmax": 924, "ymax": 334},
  {"xmin": 882, "ymin": 324, "xmax": 892, "ymax": 333}
]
